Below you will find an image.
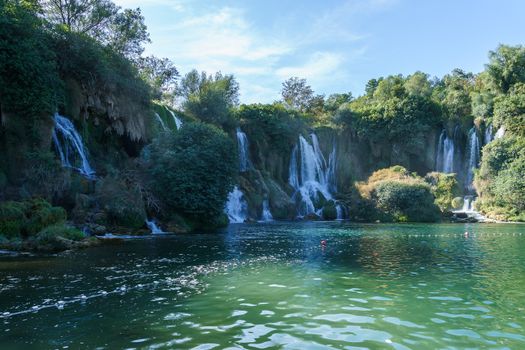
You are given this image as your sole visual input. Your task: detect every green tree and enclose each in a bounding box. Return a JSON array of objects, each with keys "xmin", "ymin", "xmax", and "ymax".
[
  {"xmin": 41, "ymin": 0, "xmax": 150, "ymax": 59},
  {"xmin": 475, "ymin": 136, "xmax": 525, "ymax": 221},
  {"xmin": 179, "ymin": 70, "xmax": 239, "ymax": 127},
  {"xmin": 0, "ymin": 0, "xmax": 62, "ymax": 118},
  {"xmin": 405, "ymin": 71, "xmax": 432, "ymax": 97},
  {"xmin": 324, "ymin": 92, "xmax": 353, "ymax": 112},
  {"xmin": 143, "ymin": 122, "xmax": 237, "ymax": 224},
  {"xmin": 137, "ymin": 56, "xmax": 179, "ymax": 102},
  {"xmin": 493, "ymin": 82, "xmax": 525, "ymax": 137},
  {"xmin": 281, "ymin": 77, "xmax": 314, "ymax": 111},
  {"xmin": 486, "ymin": 45, "xmax": 525, "ymax": 93},
  {"xmin": 434, "ymin": 69, "xmax": 474, "ymax": 120}
]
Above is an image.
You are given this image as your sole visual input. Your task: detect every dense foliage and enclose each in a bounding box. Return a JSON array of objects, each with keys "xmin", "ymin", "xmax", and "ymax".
[
  {"xmin": 475, "ymin": 137, "xmax": 525, "ymax": 221},
  {"xmin": 178, "ymin": 70, "xmax": 239, "ymax": 128},
  {"xmin": 424, "ymin": 172, "xmax": 461, "ymax": 211},
  {"xmin": 355, "ymin": 166, "xmax": 441, "ymax": 222},
  {"xmin": 2, "ymin": 0, "xmax": 525, "ymax": 242},
  {"xmin": 142, "ymin": 123, "xmax": 237, "ymax": 226}
]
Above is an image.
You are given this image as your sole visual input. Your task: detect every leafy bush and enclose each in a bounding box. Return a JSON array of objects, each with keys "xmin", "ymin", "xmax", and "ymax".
[
  {"xmin": 355, "ymin": 166, "xmax": 441, "ymax": 222},
  {"xmin": 238, "ymin": 103, "xmax": 309, "ymax": 156},
  {"xmin": 373, "ymin": 181, "xmax": 441, "ymax": 222},
  {"xmin": 143, "ymin": 122, "xmax": 237, "ymax": 225},
  {"xmin": 24, "ymin": 199, "xmax": 67, "ymax": 236},
  {"xmin": 0, "ymin": 201, "xmax": 27, "ymax": 239},
  {"xmin": 475, "ymin": 136, "xmax": 525, "ymax": 221},
  {"xmin": 493, "ymin": 82, "xmax": 525, "ymax": 137},
  {"xmin": 425, "ymin": 172, "xmax": 461, "ymax": 210},
  {"xmin": 96, "ymin": 176, "xmax": 147, "ymax": 229},
  {"xmin": 0, "ymin": 1, "xmax": 62, "ymax": 118},
  {"xmin": 0, "ymin": 199, "xmax": 67, "ymax": 239},
  {"xmin": 36, "ymin": 224, "xmax": 84, "ymax": 243}
]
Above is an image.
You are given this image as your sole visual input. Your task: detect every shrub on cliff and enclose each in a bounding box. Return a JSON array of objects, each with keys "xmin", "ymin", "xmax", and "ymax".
[
  {"xmin": 424, "ymin": 172, "xmax": 461, "ymax": 210},
  {"xmin": 237, "ymin": 103, "xmax": 309, "ymax": 156},
  {"xmin": 475, "ymin": 136, "xmax": 525, "ymax": 221},
  {"xmin": 142, "ymin": 122, "xmax": 237, "ymax": 226}
]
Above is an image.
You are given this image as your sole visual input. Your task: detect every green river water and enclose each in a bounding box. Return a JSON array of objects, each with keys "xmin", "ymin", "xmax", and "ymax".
[{"xmin": 1, "ymin": 222, "xmax": 525, "ymax": 349}]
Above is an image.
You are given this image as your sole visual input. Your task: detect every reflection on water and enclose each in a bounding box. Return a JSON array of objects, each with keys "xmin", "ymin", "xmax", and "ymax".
[{"xmin": 1, "ymin": 222, "xmax": 525, "ymax": 349}]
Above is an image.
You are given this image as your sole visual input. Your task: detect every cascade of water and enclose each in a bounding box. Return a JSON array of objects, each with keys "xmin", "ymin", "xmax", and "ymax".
[
  {"xmin": 484, "ymin": 124, "xmax": 493, "ymax": 145},
  {"xmin": 52, "ymin": 113, "xmax": 95, "ymax": 178},
  {"xmin": 289, "ymin": 145, "xmax": 300, "ymax": 189},
  {"xmin": 236, "ymin": 128, "xmax": 252, "ymax": 172},
  {"xmin": 336, "ymin": 205, "xmax": 343, "ymax": 220},
  {"xmin": 465, "ymin": 127, "xmax": 480, "ymax": 191},
  {"xmin": 326, "ymin": 145, "xmax": 337, "ymax": 193},
  {"xmin": 435, "ymin": 129, "xmax": 455, "ymax": 173},
  {"xmin": 145, "ymin": 219, "xmax": 164, "ymax": 234},
  {"xmin": 154, "ymin": 113, "xmax": 168, "ymax": 131},
  {"xmin": 435, "ymin": 130, "xmax": 445, "ymax": 171},
  {"xmin": 166, "ymin": 108, "xmax": 183, "ymax": 130},
  {"xmin": 462, "ymin": 196, "xmax": 474, "ymax": 212},
  {"xmin": 289, "ymin": 134, "xmax": 338, "ymax": 218},
  {"xmin": 261, "ymin": 199, "xmax": 273, "ymax": 222},
  {"xmin": 495, "ymin": 126, "xmax": 505, "ymax": 139},
  {"xmin": 225, "ymin": 186, "xmax": 248, "ymax": 223}
]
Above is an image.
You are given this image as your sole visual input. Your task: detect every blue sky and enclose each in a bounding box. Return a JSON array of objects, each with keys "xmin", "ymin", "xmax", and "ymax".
[{"xmin": 114, "ymin": 0, "xmax": 525, "ymax": 103}]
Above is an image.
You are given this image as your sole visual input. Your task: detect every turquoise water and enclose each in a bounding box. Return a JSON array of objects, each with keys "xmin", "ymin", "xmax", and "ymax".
[{"xmin": 1, "ymin": 222, "xmax": 525, "ymax": 349}]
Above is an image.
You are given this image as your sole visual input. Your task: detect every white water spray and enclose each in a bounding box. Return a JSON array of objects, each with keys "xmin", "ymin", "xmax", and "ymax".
[
  {"xmin": 484, "ymin": 124, "xmax": 493, "ymax": 144},
  {"xmin": 288, "ymin": 134, "xmax": 338, "ymax": 218},
  {"xmin": 166, "ymin": 108, "xmax": 183, "ymax": 130},
  {"xmin": 495, "ymin": 126, "xmax": 505, "ymax": 139},
  {"xmin": 146, "ymin": 219, "xmax": 164, "ymax": 234},
  {"xmin": 52, "ymin": 113, "xmax": 95, "ymax": 178},
  {"xmin": 435, "ymin": 129, "xmax": 455, "ymax": 173},
  {"xmin": 465, "ymin": 127, "xmax": 480, "ymax": 191},
  {"xmin": 236, "ymin": 128, "xmax": 251, "ymax": 172},
  {"xmin": 225, "ymin": 186, "xmax": 248, "ymax": 223},
  {"xmin": 261, "ymin": 199, "xmax": 274, "ymax": 222},
  {"xmin": 154, "ymin": 113, "xmax": 168, "ymax": 131}
]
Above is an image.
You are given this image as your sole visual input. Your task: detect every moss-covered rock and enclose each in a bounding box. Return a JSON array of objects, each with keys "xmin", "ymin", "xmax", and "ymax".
[
  {"xmin": 322, "ymin": 201, "xmax": 338, "ymax": 220},
  {"xmin": 24, "ymin": 199, "xmax": 67, "ymax": 236},
  {"xmin": 451, "ymin": 197, "xmax": 464, "ymax": 210}
]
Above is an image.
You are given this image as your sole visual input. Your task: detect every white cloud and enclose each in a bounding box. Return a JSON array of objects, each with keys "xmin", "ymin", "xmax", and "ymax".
[
  {"xmin": 276, "ymin": 52, "xmax": 345, "ymax": 81},
  {"xmin": 112, "ymin": 0, "xmax": 395, "ymax": 102}
]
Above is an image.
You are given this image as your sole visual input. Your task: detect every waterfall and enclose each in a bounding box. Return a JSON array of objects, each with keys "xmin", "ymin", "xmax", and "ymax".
[
  {"xmin": 462, "ymin": 195, "xmax": 474, "ymax": 212},
  {"xmin": 435, "ymin": 129, "xmax": 455, "ymax": 173},
  {"xmin": 336, "ymin": 205, "xmax": 343, "ymax": 220},
  {"xmin": 146, "ymin": 219, "xmax": 164, "ymax": 234},
  {"xmin": 495, "ymin": 126, "xmax": 505, "ymax": 139},
  {"xmin": 154, "ymin": 113, "xmax": 168, "ymax": 131},
  {"xmin": 236, "ymin": 128, "xmax": 251, "ymax": 172},
  {"xmin": 326, "ymin": 145, "xmax": 337, "ymax": 193},
  {"xmin": 225, "ymin": 186, "xmax": 248, "ymax": 223},
  {"xmin": 484, "ymin": 124, "xmax": 493, "ymax": 144},
  {"xmin": 260, "ymin": 199, "xmax": 273, "ymax": 222},
  {"xmin": 52, "ymin": 113, "xmax": 95, "ymax": 178},
  {"xmin": 289, "ymin": 145, "xmax": 300, "ymax": 190},
  {"xmin": 288, "ymin": 134, "xmax": 338, "ymax": 218},
  {"xmin": 166, "ymin": 108, "xmax": 183, "ymax": 130},
  {"xmin": 465, "ymin": 127, "xmax": 480, "ymax": 191}
]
